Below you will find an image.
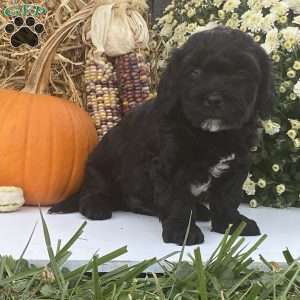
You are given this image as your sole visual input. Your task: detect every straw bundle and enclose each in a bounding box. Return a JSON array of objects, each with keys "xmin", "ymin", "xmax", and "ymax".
[{"xmin": 0, "ymin": 0, "xmax": 93, "ymax": 107}]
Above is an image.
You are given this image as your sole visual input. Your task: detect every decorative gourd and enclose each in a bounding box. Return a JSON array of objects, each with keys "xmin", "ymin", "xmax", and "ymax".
[
  {"xmin": 0, "ymin": 187, "xmax": 25, "ymax": 212},
  {"xmin": 0, "ymin": 5, "xmax": 98, "ymax": 205}
]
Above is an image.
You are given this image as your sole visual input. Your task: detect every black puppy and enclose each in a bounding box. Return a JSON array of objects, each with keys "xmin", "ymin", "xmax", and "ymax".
[{"xmin": 49, "ymin": 27, "xmax": 272, "ymax": 245}]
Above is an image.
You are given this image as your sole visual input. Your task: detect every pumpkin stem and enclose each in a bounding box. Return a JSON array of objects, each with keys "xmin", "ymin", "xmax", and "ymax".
[{"xmin": 22, "ymin": 3, "xmax": 95, "ymax": 95}]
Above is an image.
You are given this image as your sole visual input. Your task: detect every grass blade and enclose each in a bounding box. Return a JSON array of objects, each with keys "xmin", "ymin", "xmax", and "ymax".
[
  {"xmin": 225, "ymin": 270, "xmax": 255, "ymax": 298},
  {"xmin": 93, "ymin": 255, "xmax": 103, "ymax": 300},
  {"xmin": 283, "ymin": 248, "xmax": 295, "ymax": 265},
  {"xmin": 194, "ymin": 247, "xmax": 208, "ymax": 300},
  {"xmin": 14, "ymin": 222, "xmax": 37, "ymax": 275},
  {"xmin": 55, "ymin": 221, "xmax": 87, "ymax": 261},
  {"xmin": 279, "ymin": 265, "xmax": 300, "ymax": 299},
  {"xmin": 39, "ymin": 209, "xmax": 65, "ymax": 291},
  {"xmin": 65, "ymin": 246, "xmax": 128, "ymax": 281},
  {"xmin": 0, "ymin": 267, "xmax": 43, "ymax": 286}
]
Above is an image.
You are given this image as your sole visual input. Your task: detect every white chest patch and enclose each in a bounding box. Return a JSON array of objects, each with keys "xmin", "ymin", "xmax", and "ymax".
[
  {"xmin": 201, "ymin": 119, "xmax": 222, "ymax": 132},
  {"xmin": 190, "ymin": 178, "xmax": 211, "ymax": 197},
  {"xmin": 210, "ymin": 153, "xmax": 236, "ymax": 178}
]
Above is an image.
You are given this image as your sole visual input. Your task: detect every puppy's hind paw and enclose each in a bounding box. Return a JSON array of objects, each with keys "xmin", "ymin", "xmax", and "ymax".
[
  {"xmin": 162, "ymin": 219, "xmax": 204, "ymax": 245},
  {"xmin": 238, "ymin": 217, "xmax": 260, "ymax": 236},
  {"xmin": 47, "ymin": 202, "xmax": 78, "ymax": 215},
  {"xmin": 48, "ymin": 198, "xmax": 79, "ymax": 214},
  {"xmin": 79, "ymin": 200, "xmax": 112, "ymax": 220},
  {"xmin": 212, "ymin": 215, "xmax": 261, "ymax": 236}
]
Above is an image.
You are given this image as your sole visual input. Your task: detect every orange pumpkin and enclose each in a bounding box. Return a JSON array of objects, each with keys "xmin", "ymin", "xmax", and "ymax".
[{"xmin": 0, "ymin": 6, "xmax": 97, "ymax": 205}]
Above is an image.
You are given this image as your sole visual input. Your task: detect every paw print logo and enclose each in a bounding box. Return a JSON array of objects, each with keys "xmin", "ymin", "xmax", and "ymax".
[{"xmin": 4, "ymin": 16, "xmax": 44, "ymax": 48}]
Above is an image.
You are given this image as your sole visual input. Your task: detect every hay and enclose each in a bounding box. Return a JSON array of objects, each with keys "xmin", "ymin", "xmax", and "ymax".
[{"xmin": 0, "ymin": 0, "xmax": 94, "ymax": 108}]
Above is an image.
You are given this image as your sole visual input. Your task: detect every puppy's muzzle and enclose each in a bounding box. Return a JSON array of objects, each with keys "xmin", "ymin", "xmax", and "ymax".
[{"xmin": 203, "ymin": 93, "xmax": 224, "ymax": 109}]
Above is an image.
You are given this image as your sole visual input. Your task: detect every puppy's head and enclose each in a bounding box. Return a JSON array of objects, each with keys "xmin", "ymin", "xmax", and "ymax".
[{"xmin": 157, "ymin": 26, "xmax": 273, "ymax": 132}]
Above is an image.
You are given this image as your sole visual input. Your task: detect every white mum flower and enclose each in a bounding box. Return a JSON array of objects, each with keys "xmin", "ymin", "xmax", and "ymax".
[
  {"xmin": 261, "ymin": 14, "xmax": 277, "ymax": 32},
  {"xmin": 223, "ymin": 0, "xmax": 241, "ymax": 12},
  {"xmin": 173, "ymin": 23, "xmax": 190, "ymax": 46},
  {"xmin": 160, "ymin": 23, "xmax": 175, "ymax": 37},
  {"xmin": 262, "ymin": 28, "xmax": 280, "ymax": 54},
  {"xmin": 164, "ymin": 4, "xmax": 175, "ymax": 12},
  {"xmin": 270, "ymin": 2, "xmax": 289, "ymax": 16},
  {"xmin": 261, "ymin": 120, "xmax": 281, "ymax": 135},
  {"xmin": 247, "ymin": 0, "xmax": 263, "ymax": 11},
  {"xmin": 187, "ymin": 8, "xmax": 196, "ymax": 17},
  {"xmin": 294, "ymin": 138, "xmax": 300, "ymax": 148},
  {"xmin": 187, "ymin": 23, "xmax": 199, "ymax": 33},
  {"xmin": 293, "ymin": 16, "xmax": 300, "ymax": 25},
  {"xmin": 241, "ymin": 10, "xmax": 264, "ymax": 32},
  {"xmin": 281, "ymin": 27, "xmax": 300, "ymax": 46},
  {"xmin": 288, "ymin": 119, "xmax": 300, "ymax": 130},
  {"xmin": 188, "ymin": 24, "xmax": 209, "ymax": 35},
  {"xmin": 249, "ymin": 199, "xmax": 258, "ymax": 208},
  {"xmin": 173, "ymin": 35, "xmax": 188, "ymax": 46},
  {"xmin": 160, "ymin": 13, "xmax": 174, "ymax": 24},
  {"xmin": 243, "ymin": 175, "xmax": 256, "ymax": 196},
  {"xmin": 281, "ymin": 26, "xmax": 300, "ymax": 40},
  {"xmin": 276, "ymin": 184, "xmax": 286, "ymax": 195},
  {"xmin": 287, "ymin": 129, "xmax": 297, "ymax": 139},
  {"xmin": 293, "ymin": 80, "xmax": 300, "ymax": 97},
  {"xmin": 194, "ymin": 22, "xmax": 220, "ymax": 33},
  {"xmin": 213, "ymin": 0, "xmax": 225, "ymax": 7},
  {"xmin": 257, "ymin": 179, "xmax": 267, "ymax": 188},
  {"xmin": 283, "ymin": 0, "xmax": 300, "ymax": 14},
  {"xmin": 190, "ymin": 0, "xmax": 204, "ymax": 7},
  {"xmin": 226, "ymin": 17, "xmax": 241, "ymax": 29},
  {"xmin": 174, "ymin": 22, "xmax": 188, "ymax": 34},
  {"xmin": 262, "ymin": 0, "xmax": 280, "ymax": 8}
]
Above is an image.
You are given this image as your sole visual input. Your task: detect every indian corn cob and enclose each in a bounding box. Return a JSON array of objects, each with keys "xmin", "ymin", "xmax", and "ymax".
[
  {"xmin": 85, "ymin": 51, "xmax": 122, "ymax": 140},
  {"xmin": 115, "ymin": 52, "xmax": 151, "ymax": 115}
]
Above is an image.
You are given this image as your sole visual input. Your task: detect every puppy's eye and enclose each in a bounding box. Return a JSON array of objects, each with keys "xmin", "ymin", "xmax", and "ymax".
[{"xmin": 191, "ymin": 69, "xmax": 202, "ymax": 79}]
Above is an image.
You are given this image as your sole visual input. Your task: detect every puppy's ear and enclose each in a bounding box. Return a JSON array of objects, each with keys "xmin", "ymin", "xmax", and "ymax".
[
  {"xmin": 156, "ymin": 48, "xmax": 184, "ymax": 115},
  {"xmin": 255, "ymin": 50, "xmax": 274, "ymax": 119}
]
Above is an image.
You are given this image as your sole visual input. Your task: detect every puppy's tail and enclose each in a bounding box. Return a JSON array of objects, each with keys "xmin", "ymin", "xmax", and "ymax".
[{"xmin": 48, "ymin": 192, "xmax": 80, "ymax": 214}]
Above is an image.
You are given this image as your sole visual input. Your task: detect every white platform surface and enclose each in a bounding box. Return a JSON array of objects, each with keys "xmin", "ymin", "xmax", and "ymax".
[{"xmin": 1, "ymin": 205, "xmax": 299, "ymax": 272}]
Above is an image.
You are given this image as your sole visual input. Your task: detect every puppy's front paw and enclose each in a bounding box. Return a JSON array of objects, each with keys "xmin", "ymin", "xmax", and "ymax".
[
  {"xmin": 79, "ymin": 197, "xmax": 112, "ymax": 220},
  {"xmin": 212, "ymin": 215, "xmax": 260, "ymax": 236},
  {"xmin": 162, "ymin": 219, "xmax": 204, "ymax": 245}
]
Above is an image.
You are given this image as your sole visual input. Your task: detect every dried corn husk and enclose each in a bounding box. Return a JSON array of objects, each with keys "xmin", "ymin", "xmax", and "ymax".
[{"xmin": 89, "ymin": 0, "xmax": 149, "ymax": 57}]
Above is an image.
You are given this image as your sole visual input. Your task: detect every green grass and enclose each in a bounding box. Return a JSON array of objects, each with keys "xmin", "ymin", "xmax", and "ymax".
[{"xmin": 1, "ymin": 213, "xmax": 300, "ymax": 299}]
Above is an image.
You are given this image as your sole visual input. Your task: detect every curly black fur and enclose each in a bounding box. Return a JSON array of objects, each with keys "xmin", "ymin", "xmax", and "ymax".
[{"xmin": 49, "ymin": 27, "xmax": 273, "ymax": 245}]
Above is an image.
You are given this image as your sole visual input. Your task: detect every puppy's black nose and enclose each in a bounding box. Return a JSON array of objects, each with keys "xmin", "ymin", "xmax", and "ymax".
[{"xmin": 204, "ymin": 94, "xmax": 224, "ymax": 108}]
